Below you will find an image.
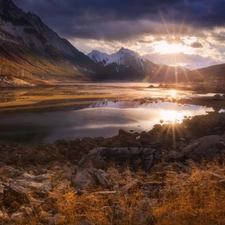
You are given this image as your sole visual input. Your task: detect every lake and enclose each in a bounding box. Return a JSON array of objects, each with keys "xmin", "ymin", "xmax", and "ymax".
[{"xmin": 0, "ymin": 82, "xmax": 219, "ymax": 143}]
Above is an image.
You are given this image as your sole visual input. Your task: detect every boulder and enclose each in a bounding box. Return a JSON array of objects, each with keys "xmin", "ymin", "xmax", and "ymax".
[
  {"xmin": 79, "ymin": 147, "xmax": 155, "ymax": 171},
  {"xmin": 79, "ymin": 154, "xmax": 106, "ymax": 169},
  {"xmin": 23, "ymin": 173, "xmax": 50, "ymax": 182},
  {"xmin": 176, "ymin": 135, "xmax": 225, "ymax": 161},
  {"xmin": 10, "ymin": 172, "xmax": 52, "ymax": 195},
  {"xmin": 72, "ymin": 168, "xmax": 109, "ymax": 189}
]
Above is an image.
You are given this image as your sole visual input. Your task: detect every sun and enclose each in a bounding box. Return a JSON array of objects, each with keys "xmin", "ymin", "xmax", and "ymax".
[
  {"xmin": 154, "ymin": 41, "xmax": 184, "ymax": 55},
  {"xmin": 161, "ymin": 110, "xmax": 184, "ymax": 123},
  {"xmin": 163, "ymin": 43, "xmax": 183, "ymax": 54}
]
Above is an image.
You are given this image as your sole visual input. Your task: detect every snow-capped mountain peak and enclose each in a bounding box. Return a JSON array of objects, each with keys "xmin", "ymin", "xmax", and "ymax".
[
  {"xmin": 118, "ymin": 47, "xmax": 136, "ymax": 55},
  {"xmin": 88, "ymin": 50, "xmax": 109, "ymax": 66},
  {"xmin": 87, "ymin": 47, "xmax": 159, "ymax": 79},
  {"xmin": 105, "ymin": 47, "xmax": 138, "ymax": 66}
]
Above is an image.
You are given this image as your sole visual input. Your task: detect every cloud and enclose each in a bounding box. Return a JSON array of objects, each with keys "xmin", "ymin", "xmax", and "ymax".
[
  {"xmin": 11, "ymin": 0, "xmax": 225, "ymax": 68},
  {"xmin": 13, "ymin": 0, "xmax": 225, "ymax": 41},
  {"xmin": 144, "ymin": 52, "xmax": 222, "ymax": 69},
  {"xmin": 190, "ymin": 42, "xmax": 203, "ymax": 48}
]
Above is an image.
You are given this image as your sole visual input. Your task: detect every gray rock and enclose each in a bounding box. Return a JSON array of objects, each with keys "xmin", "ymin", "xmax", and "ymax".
[
  {"xmin": 95, "ymin": 171, "xmax": 109, "ymax": 187},
  {"xmin": 13, "ymin": 179, "xmax": 52, "ymax": 193},
  {"xmin": 0, "ymin": 165, "xmax": 23, "ymax": 179},
  {"xmin": 72, "ymin": 168, "xmax": 109, "ymax": 189},
  {"xmin": 80, "ymin": 147, "xmax": 155, "ymax": 171},
  {"xmin": 120, "ymin": 179, "xmax": 140, "ymax": 194},
  {"xmin": 179, "ymin": 135, "xmax": 225, "ymax": 161},
  {"xmin": 79, "ymin": 154, "xmax": 106, "ymax": 169},
  {"xmin": 23, "ymin": 173, "xmax": 50, "ymax": 182}
]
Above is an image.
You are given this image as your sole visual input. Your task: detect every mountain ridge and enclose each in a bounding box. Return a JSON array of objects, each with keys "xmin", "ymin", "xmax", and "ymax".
[{"xmin": 0, "ymin": 0, "xmax": 97, "ymax": 86}]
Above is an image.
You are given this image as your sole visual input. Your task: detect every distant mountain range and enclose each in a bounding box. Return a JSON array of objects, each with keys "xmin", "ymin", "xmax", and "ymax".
[
  {"xmin": 87, "ymin": 48, "xmax": 188, "ymax": 81},
  {"xmin": 0, "ymin": 0, "xmax": 224, "ymax": 87}
]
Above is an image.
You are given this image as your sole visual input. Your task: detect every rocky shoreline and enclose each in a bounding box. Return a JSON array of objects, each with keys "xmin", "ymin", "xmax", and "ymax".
[{"xmin": 0, "ymin": 112, "xmax": 225, "ymax": 224}]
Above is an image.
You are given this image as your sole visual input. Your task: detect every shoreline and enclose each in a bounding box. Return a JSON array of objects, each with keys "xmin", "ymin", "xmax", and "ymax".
[
  {"xmin": 0, "ymin": 94, "xmax": 224, "ymax": 114},
  {"xmin": 0, "ymin": 82, "xmax": 225, "ymax": 114}
]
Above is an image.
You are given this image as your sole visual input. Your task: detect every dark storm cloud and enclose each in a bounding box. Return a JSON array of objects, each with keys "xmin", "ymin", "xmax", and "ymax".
[{"xmin": 13, "ymin": 0, "xmax": 225, "ymax": 40}]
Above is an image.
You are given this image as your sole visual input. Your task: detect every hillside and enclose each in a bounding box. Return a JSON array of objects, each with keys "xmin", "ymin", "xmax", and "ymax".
[
  {"xmin": 0, "ymin": 0, "xmax": 97, "ymax": 86},
  {"xmin": 167, "ymin": 63, "xmax": 225, "ymax": 83}
]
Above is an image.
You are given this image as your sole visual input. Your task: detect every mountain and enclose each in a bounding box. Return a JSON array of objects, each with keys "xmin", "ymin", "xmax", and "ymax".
[
  {"xmin": 0, "ymin": 0, "xmax": 97, "ymax": 86},
  {"xmin": 87, "ymin": 50, "xmax": 109, "ymax": 66},
  {"xmin": 88, "ymin": 48, "xmax": 188, "ymax": 81},
  {"xmin": 169, "ymin": 63, "xmax": 225, "ymax": 83}
]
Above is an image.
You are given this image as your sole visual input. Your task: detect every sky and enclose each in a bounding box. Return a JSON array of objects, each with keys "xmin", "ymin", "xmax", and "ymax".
[{"xmin": 13, "ymin": 0, "xmax": 225, "ymax": 69}]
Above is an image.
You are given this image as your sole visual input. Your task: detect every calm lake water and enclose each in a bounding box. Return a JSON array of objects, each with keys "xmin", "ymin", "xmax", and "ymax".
[{"xmin": 0, "ymin": 83, "xmax": 218, "ymax": 143}]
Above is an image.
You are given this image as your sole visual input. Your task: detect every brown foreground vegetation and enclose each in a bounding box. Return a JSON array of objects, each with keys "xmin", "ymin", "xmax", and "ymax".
[
  {"xmin": 0, "ymin": 112, "xmax": 225, "ymax": 224},
  {"xmin": 1, "ymin": 159, "xmax": 225, "ymax": 225}
]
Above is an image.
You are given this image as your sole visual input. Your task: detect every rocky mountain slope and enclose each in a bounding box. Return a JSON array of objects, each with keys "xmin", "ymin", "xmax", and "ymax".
[
  {"xmin": 0, "ymin": 0, "xmax": 97, "ymax": 86},
  {"xmin": 88, "ymin": 48, "xmax": 188, "ymax": 81}
]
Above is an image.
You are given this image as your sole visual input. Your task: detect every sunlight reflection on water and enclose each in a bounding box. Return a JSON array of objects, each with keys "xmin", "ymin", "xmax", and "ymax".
[
  {"xmin": 42, "ymin": 101, "xmax": 213, "ymax": 143},
  {"xmin": 0, "ymin": 101, "xmax": 215, "ymax": 143},
  {"xmin": 0, "ymin": 82, "xmax": 220, "ymax": 143}
]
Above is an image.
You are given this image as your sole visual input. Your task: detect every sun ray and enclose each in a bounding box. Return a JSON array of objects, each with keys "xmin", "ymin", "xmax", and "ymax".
[
  {"xmin": 149, "ymin": 11, "xmax": 198, "ymax": 83},
  {"xmin": 158, "ymin": 9, "xmax": 173, "ymax": 44},
  {"xmin": 165, "ymin": 65, "xmax": 172, "ymax": 82},
  {"xmin": 195, "ymin": 69, "xmax": 205, "ymax": 81},
  {"xmin": 151, "ymin": 64, "xmax": 165, "ymax": 80},
  {"xmin": 180, "ymin": 67, "xmax": 190, "ymax": 82}
]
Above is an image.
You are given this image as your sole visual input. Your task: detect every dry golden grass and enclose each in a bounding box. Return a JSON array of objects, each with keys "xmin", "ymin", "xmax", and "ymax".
[
  {"xmin": 9, "ymin": 161, "xmax": 225, "ymax": 225},
  {"xmin": 153, "ymin": 161, "xmax": 225, "ymax": 225}
]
